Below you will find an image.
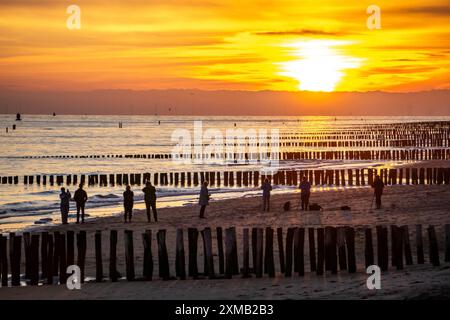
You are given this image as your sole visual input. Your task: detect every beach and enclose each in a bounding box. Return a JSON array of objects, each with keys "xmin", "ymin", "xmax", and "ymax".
[{"xmin": 1, "ymin": 183, "xmax": 449, "ymax": 300}]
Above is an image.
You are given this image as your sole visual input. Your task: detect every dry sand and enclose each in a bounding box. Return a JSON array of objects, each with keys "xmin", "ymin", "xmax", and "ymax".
[{"xmin": 0, "ymin": 183, "xmax": 450, "ymax": 299}]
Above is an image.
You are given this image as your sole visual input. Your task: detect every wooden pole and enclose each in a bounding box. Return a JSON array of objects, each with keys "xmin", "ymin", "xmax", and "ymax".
[
  {"xmin": 124, "ymin": 230, "xmax": 135, "ymax": 281},
  {"xmin": 337, "ymin": 227, "xmax": 347, "ymax": 271},
  {"xmin": 285, "ymin": 227, "xmax": 295, "ymax": 277},
  {"xmin": 345, "ymin": 227, "xmax": 356, "ymax": 273},
  {"xmin": 365, "ymin": 228, "xmax": 374, "ymax": 268},
  {"xmin": 95, "ymin": 230, "xmax": 103, "ymax": 282},
  {"xmin": 61, "ymin": 232, "xmax": 73, "ymax": 270},
  {"xmin": 231, "ymin": 227, "xmax": 239, "ymax": 275},
  {"xmin": 264, "ymin": 227, "xmax": 275, "ymax": 277},
  {"xmin": 427, "ymin": 226, "xmax": 440, "ymax": 266},
  {"xmin": 308, "ymin": 228, "xmax": 317, "ymax": 272},
  {"xmin": 188, "ymin": 228, "xmax": 199, "ymax": 279},
  {"xmin": 58, "ymin": 233, "xmax": 67, "ymax": 285},
  {"xmin": 296, "ymin": 228, "xmax": 305, "ymax": 276},
  {"xmin": 224, "ymin": 228, "xmax": 233, "ymax": 279},
  {"xmin": 376, "ymin": 226, "xmax": 388, "ymax": 271},
  {"xmin": 216, "ymin": 227, "xmax": 224, "ymax": 275},
  {"xmin": 52, "ymin": 232, "xmax": 60, "ymax": 277},
  {"xmin": 24, "ymin": 232, "xmax": 31, "ymax": 279},
  {"xmin": 316, "ymin": 228, "xmax": 325, "ymax": 275},
  {"xmin": 242, "ymin": 228, "xmax": 250, "ymax": 278},
  {"xmin": 176, "ymin": 229, "xmax": 186, "ymax": 280},
  {"xmin": 41, "ymin": 231, "xmax": 48, "ymax": 279},
  {"xmin": 109, "ymin": 230, "xmax": 118, "ymax": 282},
  {"xmin": 142, "ymin": 230, "xmax": 153, "ymax": 281},
  {"xmin": 402, "ymin": 225, "xmax": 413, "ymax": 265},
  {"xmin": 46, "ymin": 234, "xmax": 54, "ymax": 285},
  {"xmin": 277, "ymin": 228, "xmax": 285, "ymax": 273},
  {"xmin": 10, "ymin": 235, "xmax": 21, "ymax": 286},
  {"xmin": 445, "ymin": 224, "xmax": 450, "ymax": 262},
  {"xmin": 394, "ymin": 226, "xmax": 404, "ymax": 270},
  {"xmin": 201, "ymin": 228, "xmax": 215, "ymax": 279},
  {"xmin": 255, "ymin": 228, "xmax": 263, "ymax": 278},
  {"xmin": 157, "ymin": 230, "xmax": 170, "ymax": 280},
  {"xmin": 0, "ymin": 235, "xmax": 7, "ymax": 286},
  {"xmin": 416, "ymin": 225, "xmax": 425, "ymax": 264},
  {"xmin": 76, "ymin": 231, "xmax": 86, "ymax": 283}
]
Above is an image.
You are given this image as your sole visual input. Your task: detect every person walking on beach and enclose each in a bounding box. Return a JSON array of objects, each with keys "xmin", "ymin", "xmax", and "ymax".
[
  {"xmin": 299, "ymin": 176, "xmax": 311, "ymax": 211},
  {"xmin": 123, "ymin": 185, "xmax": 134, "ymax": 223},
  {"xmin": 59, "ymin": 187, "xmax": 71, "ymax": 225},
  {"xmin": 199, "ymin": 181, "xmax": 210, "ymax": 219},
  {"xmin": 74, "ymin": 184, "xmax": 88, "ymax": 224},
  {"xmin": 261, "ymin": 178, "xmax": 272, "ymax": 211},
  {"xmin": 142, "ymin": 181, "xmax": 158, "ymax": 222},
  {"xmin": 371, "ymin": 175, "xmax": 385, "ymax": 209}
]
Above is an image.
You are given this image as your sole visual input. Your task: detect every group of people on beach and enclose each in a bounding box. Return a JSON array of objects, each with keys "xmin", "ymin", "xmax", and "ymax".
[
  {"xmin": 58, "ymin": 181, "xmax": 158, "ymax": 224},
  {"xmin": 59, "ymin": 173, "xmax": 385, "ymax": 225}
]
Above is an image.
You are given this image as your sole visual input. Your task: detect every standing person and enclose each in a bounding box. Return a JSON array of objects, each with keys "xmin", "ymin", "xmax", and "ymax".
[
  {"xmin": 371, "ymin": 175, "xmax": 385, "ymax": 209},
  {"xmin": 199, "ymin": 181, "xmax": 210, "ymax": 219},
  {"xmin": 123, "ymin": 185, "xmax": 134, "ymax": 223},
  {"xmin": 142, "ymin": 181, "xmax": 158, "ymax": 222},
  {"xmin": 261, "ymin": 178, "xmax": 272, "ymax": 211},
  {"xmin": 299, "ymin": 176, "xmax": 311, "ymax": 211},
  {"xmin": 59, "ymin": 187, "xmax": 71, "ymax": 225},
  {"xmin": 74, "ymin": 184, "xmax": 88, "ymax": 224}
]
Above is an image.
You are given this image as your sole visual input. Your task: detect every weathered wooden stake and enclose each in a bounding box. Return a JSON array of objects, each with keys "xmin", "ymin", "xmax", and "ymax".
[
  {"xmin": 277, "ymin": 228, "xmax": 285, "ymax": 273},
  {"xmin": 201, "ymin": 228, "xmax": 214, "ymax": 279},
  {"xmin": 416, "ymin": 224, "xmax": 425, "ymax": 264},
  {"xmin": 59, "ymin": 233, "xmax": 67, "ymax": 285},
  {"xmin": 376, "ymin": 226, "xmax": 388, "ymax": 271},
  {"xmin": 345, "ymin": 227, "xmax": 356, "ymax": 273},
  {"xmin": 176, "ymin": 229, "xmax": 186, "ymax": 280},
  {"xmin": 216, "ymin": 227, "xmax": 224, "ymax": 275},
  {"xmin": 142, "ymin": 230, "xmax": 153, "ymax": 281},
  {"xmin": 157, "ymin": 230, "xmax": 170, "ymax": 280},
  {"xmin": 11, "ymin": 235, "xmax": 21, "ymax": 286},
  {"xmin": 242, "ymin": 228, "xmax": 250, "ymax": 278},
  {"xmin": 76, "ymin": 231, "xmax": 86, "ymax": 283},
  {"xmin": 109, "ymin": 230, "xmax": 118, "ymax": 282},
  {"xmin": 337, "ymin": 227, "xmax": 347, "ymax": 271},
  {"xmin": 427, "ymin": 226, "xmax": 440, "ymax": 266},
  {"xmin": 365, "ymin": 228, "xmax": 374, "ymax": 268},
  {"xmin": 95, "ymin": 230, "xmax": 103, "ymax": 282},
  {"xmin": 264, "ymin": 227, "xmax": 275, "ymax": 277},
  {"xmin": 188, "ymin": 228, "xmax": 199, "ymax": 279},
  {"xmin": 285, "ymin": 227, "xmax": 295, "ymax": 277},
  {"xmin": 402, "ymin": 225, "xmax": 413, "ymax": 265}
]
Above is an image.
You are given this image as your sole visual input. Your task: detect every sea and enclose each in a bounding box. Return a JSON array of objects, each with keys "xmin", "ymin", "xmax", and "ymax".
[{"xmin": 1, "ymin": 114, "xmax": 447, "ymax": 232}]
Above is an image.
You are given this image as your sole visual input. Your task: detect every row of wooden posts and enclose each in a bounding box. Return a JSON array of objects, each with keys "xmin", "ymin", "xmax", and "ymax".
[
  {"xmin": 0, "ymin": 224, "xmax": 449, "ymax": 286},
  {"xmin": 8, "ymin": 148, "xmax": 450, "ymax": 161},
  {"xmin": 2, "ymin": 167, "xmax": 450, "ymax": 188}
]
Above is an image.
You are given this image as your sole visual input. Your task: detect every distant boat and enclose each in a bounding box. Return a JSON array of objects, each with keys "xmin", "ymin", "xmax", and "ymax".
[{"xmin": 16, "ymin": 113, "xmax": 21, "ymax": 121}]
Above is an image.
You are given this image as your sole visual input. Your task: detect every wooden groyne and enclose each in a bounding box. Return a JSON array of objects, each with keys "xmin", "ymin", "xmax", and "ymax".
[
  {"xmin": 0, "ymin": 224, "xmax": 448, "ymax": 286},
  {"xmin": 4, "ymin": 167, "xmax": 450, "ymax": 187}
]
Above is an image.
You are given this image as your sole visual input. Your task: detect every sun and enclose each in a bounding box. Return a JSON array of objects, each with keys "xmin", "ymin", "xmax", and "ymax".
[{"xmin": 279, "ymin": 40, "xmax": 362, "ymax": 92}]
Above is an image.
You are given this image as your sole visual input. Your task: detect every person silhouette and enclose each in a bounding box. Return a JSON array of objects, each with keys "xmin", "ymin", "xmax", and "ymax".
[
  {"xmin": 142, "ymin": 181, "xmax": 158, "ymax": 222},
  {"xmin": 199, "ymin": 181, "xmax": 210, "ymax": 218},
  {"xmin": 123, "ymin": 185, "xmax": 134, "ymax": 223},
  {"xmin": 59, "ymin": 187, "xmax": 71, "ymax": 225},
  {"xmin": 74, "ymin": 184, "xmax": 88, "ymax": 223}
]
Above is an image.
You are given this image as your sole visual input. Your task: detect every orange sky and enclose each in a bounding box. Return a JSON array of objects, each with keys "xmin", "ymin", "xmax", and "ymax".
[{"xmin": 0, "ymin": 0, "xmax": 449, "ymax": 92}]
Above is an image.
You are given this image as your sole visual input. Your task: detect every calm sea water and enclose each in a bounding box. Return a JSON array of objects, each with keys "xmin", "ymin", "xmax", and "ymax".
[{"xmin": 1, "ymin": 114, "xmax": 447, "ymax": 232}]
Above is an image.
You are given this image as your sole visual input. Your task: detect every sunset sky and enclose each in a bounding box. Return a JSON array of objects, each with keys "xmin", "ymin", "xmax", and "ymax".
[{"xmin": 0, "ymin": 0, "xmax": 449, "ymax": 93}]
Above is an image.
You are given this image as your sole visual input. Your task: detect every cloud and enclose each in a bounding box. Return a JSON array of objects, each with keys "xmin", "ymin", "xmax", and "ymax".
[{"xmin": 254, "ymin": 29, "xmax": 352, "ymax": 37}]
